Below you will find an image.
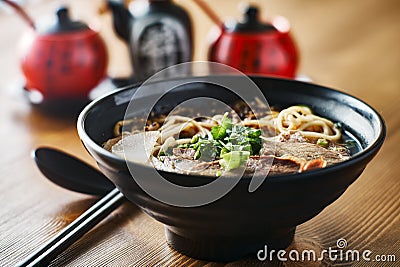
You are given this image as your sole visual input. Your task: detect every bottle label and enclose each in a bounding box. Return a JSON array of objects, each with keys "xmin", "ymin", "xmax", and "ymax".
[{"xmin": 133, "ymin": 17, "xmax": 191, "ymax": 80}]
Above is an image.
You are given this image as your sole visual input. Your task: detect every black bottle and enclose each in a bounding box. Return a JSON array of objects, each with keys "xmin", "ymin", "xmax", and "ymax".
[{"xmin": 108, "ymin": 0, "xmax": 193, "ymax": 81}]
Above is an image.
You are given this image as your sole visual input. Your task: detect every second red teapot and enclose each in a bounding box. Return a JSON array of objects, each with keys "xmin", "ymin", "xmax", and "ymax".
[{"xmin": 209, "ymin": 5, "xmax": 299, "ymax": 78}]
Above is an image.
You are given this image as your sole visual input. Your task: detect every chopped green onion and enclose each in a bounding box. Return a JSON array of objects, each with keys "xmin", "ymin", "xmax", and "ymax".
[
  {"xmin": 194, "ymin": 149, "xmax": 200, "ymax": 160},
  {"xmin": 190, "ymin": 135, "xmax": 199, "ymax": 144},
  {"xmin": 220, "ymin": 151, "xmax": 250, "ymax": 170},
  {"xmin": 317, "ymin": 138, "xmax": 329, "ymax": 148},
  {"xmin": 177, "ymin": 143, "xmax": 189, "ymax": 149}
]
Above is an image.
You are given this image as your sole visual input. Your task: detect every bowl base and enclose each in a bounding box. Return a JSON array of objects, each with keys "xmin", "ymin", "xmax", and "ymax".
[{"xmin": 165, "ymin": 226, "xmax": 295, "ymax": 262}]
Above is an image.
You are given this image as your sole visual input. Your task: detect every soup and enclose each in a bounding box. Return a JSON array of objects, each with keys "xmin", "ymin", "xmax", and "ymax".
[{"xmin": 104, "ymin": 102, "xmax": 360, "ymax": 176}]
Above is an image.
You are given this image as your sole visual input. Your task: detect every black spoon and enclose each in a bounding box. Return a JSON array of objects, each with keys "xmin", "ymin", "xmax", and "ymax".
[
  {"xmin": 17, "ymin": 147, "xmax": 125, "ymax": 267},
  {"xmin": 34, "ymin": 147, "xmax": 115, "ymax": 195}
]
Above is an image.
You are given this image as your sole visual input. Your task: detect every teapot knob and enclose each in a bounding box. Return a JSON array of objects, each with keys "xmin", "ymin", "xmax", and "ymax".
[
  {"xmin": 228, "ymin": 4, "xmax": 275, "ymax": 32},
  {"xmin": 244, "ymin": 6, "xmax": 259, "ymax": 23},
  {"xmin": 50, "ymin": 6, "xmax": 89, "ymax": 33},
  {"xmin": 56, "ymin": 7, "xmax": 71, "ymax": 26}
]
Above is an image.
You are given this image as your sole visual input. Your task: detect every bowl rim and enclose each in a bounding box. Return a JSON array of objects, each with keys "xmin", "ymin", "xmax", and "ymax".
[{"xmin": 77, "ymin": 75, "xmax": 386, "ymax": 183}]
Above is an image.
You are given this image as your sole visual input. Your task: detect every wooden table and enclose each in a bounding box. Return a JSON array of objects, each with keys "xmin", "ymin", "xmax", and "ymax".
[{"xmin": 1, "ymin": 0, "xmax": 399, "ymax": 266}]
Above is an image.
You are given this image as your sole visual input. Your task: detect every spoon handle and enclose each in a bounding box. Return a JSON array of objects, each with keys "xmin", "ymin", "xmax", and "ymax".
[{"xmin": 17, "ymin": 188, "xmax": 124, "ymax": 267}]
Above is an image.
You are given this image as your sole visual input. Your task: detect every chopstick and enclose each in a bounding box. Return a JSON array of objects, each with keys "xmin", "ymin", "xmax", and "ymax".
[{"xmin": 16, "ymin": 188, "xmax": 125, "ymax": 267}]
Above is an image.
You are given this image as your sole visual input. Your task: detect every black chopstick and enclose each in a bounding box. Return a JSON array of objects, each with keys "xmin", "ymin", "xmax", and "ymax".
[{"xmin": 17, "ymin": 188, "xmax": 125, "ymax": 267}]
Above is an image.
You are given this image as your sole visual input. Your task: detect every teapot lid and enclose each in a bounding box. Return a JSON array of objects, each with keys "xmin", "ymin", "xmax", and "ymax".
[
  {"xmin": 226, "ymin": 5, "xmax": 276, "ymax": 33},
  {"xmin": 42, "ymin": 7, "xmax": 89, "ymax": 34}
]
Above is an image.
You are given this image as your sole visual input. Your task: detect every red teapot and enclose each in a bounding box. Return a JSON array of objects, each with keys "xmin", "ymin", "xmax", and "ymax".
[
  {"xmin": 4, "ymin": 0, "xmax": 108, "ymax": 103},
  {"xmin": 207, "ymin": 5, "xmax": 299, "ymax": 78}
]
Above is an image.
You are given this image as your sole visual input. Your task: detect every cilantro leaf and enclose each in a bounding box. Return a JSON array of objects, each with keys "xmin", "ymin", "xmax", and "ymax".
[
  {"xmin": 186, "ymin": 114, "xmax": 263, "ymax": 171},
  {"xmin": 211, "ymin": 125, "xmax": 227, "ymax": 140},
  {"xmin": 211, "ymin": 113, "xmax": 232, "ymax": 140}
]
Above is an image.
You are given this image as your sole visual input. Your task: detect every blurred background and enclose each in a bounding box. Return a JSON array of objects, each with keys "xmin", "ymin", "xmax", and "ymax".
[
  {"xmin": 0, "ymin": 0, "xmax": 398, "ymax": 131},
  {"xmin": 1, "ymin": 0, "xmax": 398, "ymax": 89}
]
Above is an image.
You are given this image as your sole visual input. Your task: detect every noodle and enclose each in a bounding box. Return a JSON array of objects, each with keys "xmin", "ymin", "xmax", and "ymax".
[{"xmin": 275, "ymin": 106, "xmax": 341, "ymax": 141}]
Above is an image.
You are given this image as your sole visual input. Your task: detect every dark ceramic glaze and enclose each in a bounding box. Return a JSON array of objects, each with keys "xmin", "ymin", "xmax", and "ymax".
[{"xmin": 77, "ymin": 76, "xmax": 385, "ymax": 261}]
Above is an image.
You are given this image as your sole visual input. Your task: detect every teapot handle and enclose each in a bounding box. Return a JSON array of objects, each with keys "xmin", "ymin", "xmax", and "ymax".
[
  {"xmin": 1, "ymin": 0, "xmax": 35, "ymax": 29},
  {"xmin": 192, "ymin": 0, "xmax": 224, "ymax": 29}
]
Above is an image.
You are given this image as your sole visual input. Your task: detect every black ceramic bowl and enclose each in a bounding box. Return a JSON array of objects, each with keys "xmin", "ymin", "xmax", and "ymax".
[{"xmin": 77, "ymin": 76, "xmax": 385, "ymax": 262}]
